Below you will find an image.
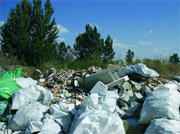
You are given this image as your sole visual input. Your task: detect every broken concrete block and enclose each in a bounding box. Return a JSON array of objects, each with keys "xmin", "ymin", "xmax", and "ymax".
[
  {"xmin": 119, "ymin": 99, "xmax": 128, "ymax": 107},
  {"xmin": 130, "ymin": 81, "xmax": 142, "ymax": 92},
  {"xmin": 78, "ymin": 69, "xmax": 117, "ymax": 90},
  {"xmin": 90, "ymin": 81, "xmax": 108, "ymax": 95},
  {"xmin": 119, "ymin": 91, "xmax": 130, "ymax": 103},
  {"xmin": 0, "ymin": 122, "xmax": 12, "ymax": 134},
  {"xmin": 107, "ymin": 76, "xmax": 129, "ymax": 88},
  {"xmin": 121, "ymin": 106, "xmax": 129, "ymax": 111},
  {"xmin": 127, "ymin": 90, "xmax": 133, "ymax": 97},
  {"xmin": 118, "ymin": 81, "xmax": 132, "ymax": 91},
  {"xmin": 129, "ymin": 92, "xmax": 143, "ymax": 103},
  {"xmin": 116, "ymin": 106, "xmax": 125, "ymax": 116},
  {"xmin": 122, "ymin": 103, "xmax": 142, "ymax": 119}
]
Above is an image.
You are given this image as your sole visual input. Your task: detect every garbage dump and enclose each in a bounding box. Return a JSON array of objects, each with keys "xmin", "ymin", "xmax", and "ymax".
[{"xmin": 0, "ymin": 64, "xmax": 179, "ymax": 134}]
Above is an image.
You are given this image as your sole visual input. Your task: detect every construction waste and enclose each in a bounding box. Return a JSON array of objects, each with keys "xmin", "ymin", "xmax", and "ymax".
[{"xmin": 0, "ymin": 63, "xmax": 179, "ymax": 134}]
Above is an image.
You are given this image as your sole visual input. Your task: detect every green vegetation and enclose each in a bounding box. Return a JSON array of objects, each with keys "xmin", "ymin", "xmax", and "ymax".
[
  {"xmin": 1, "ymin": 0, "xmax": 58, "ymax": 67},
  {"xmin": 74, "ymin": 24, "xmax": 115, "ymax": 63},
  {"xmin": 169, "ymin": 53, "xmax": 180, "ymax": 63},
  {"xmin": 126, "ymin": 49, "xmax": 134, "ymax": 63}
]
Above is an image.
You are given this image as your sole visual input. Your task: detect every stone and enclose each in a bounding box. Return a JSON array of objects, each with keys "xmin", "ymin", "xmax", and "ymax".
[
  {"xmin": 119, "ymin": 99, "xmax": 128, "ymax": 107},
  {"xmin": 119, "ymin": 91, "xmax": 130, "ymax": 103},
  {"xmin": 0, "ymin": 122, "xmax": 12, "ymax": 134},
  {"xmin": 121, "ymin": 106, "xmax": 129, "ymax": 111},
  {"xmin": 130, "ymin": 81, "xmax": 142, "ymax": 92},
  {"xmin": 32, "ymin": 69, "xmax": 43, "ymax": 80},
  {"xmin": 119, "ymin": 81, "xmax": 132, "ymax": 91},
  {"xmin": 129, "ymin": 92, "xmax": 143, "ymax": 103},
  {"xmin": 116, "ymin": 106, "xmax": 125, "ymax": 116},
  {"xmin": 107, "ymin": 76, "xmax": 129, "ymax": 88},
  {"xmin": 90, "ymin": 81, "xmax": 108, "ymax": 95}
]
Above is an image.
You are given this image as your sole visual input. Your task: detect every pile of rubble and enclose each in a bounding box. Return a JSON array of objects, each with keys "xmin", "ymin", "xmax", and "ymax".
[{"xmin": 0, "ymin": 63, "xmax": 180, "ymax": 134}]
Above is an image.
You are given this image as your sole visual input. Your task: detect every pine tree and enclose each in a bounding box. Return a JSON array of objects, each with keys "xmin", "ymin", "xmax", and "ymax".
[
  {"xmin": 169, "ymin": 53, "xmax": 179, "ymax": 63},
  {"xmin": 73, "ymin": 24, "xmax": 104, "ymax": 60},
  {"xmin": 0, "ymin": 0, "xmax": 58, "ymax": 66},
  {"xmin": 103, "ymin": 35, "xmax": 115, "ymax": 63},
  {"xmin": 126, "ymin": 49, "xmax": 134, "ymax": 63}
]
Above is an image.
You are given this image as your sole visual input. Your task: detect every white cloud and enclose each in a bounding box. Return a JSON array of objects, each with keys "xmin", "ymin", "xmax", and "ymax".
[
  {"xmin": 57, "ymin": 24, "xmax": 69, "ymax": 34},
  {"xmin": 56, "ymin": 24, "xmax": 69, "ymax": 43},
  {"xmin": 146, "ymin": 30, "xmax": 155, "ymax": 36},
  {"xmin": 139, "ymin": 41, "xmax": 152, "ymax": 45},
  {"xmin": 113, "ymin": 39, "xmax": 136, "ymax": 49},
  {"xmin": 149, "ymin": 30, "xmax": 154, "ymax": 34},
  {"xmin": 58, "ymin": 38, "xmax": 66, "ymax": 42}
]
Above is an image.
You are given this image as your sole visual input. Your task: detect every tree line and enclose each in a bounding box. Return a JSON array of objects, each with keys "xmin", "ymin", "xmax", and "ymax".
[{"xmin": 0, "ymin": 0, "xmax": 179, "ymax": 67}]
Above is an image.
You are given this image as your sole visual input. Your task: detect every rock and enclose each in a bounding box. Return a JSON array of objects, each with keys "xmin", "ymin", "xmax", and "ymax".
[
  {"xmin": 0, "ymin": 122, "xmax": 12, "ymax": 134},
  {"xmin": 130, "ymin": 81, "xmax": 142, "ymax": 92},
  {"xmin": 129, "ymin": 92, "xmax": 143, "ymax": 103},
  {"xmin": 107, "ymin": 76, "xmax": 129, "ymax": 88},
  {"xmin": 116, "ymin": 106, "xmax": 125, "ymax": 116},
  {"xmin": 119, "ymin": 99, "xmax": 128, "ymax": 107},
  {"xmin": 118, "ymin": 81, "xmax": 132, "ymax": 91},
  {"xmin": 121, "ymin": 107, "xmax": 129, "ymax": 111},
  {"xmin": 119, "ymin": 91, "xmax": 130, "ymax": 103},
  {"xmin": 122, "ymin": 103, "xmax": 142, "ymax": 119},
  {"xmin": 46, "ymin": 68, "xmax": 57, "ymax": 76},
  {"xmin": 32, "ymin": 69, "xmax": 43, "ymax": 80}
]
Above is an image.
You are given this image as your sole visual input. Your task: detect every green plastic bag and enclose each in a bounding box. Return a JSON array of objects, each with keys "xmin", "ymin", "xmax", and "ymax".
[
  {"xmin": 0, "ymin": 79, "xmax": 22, "ymax": 99},
  {"xmin": 0, "ymin": 100, "xmax": 10, "ymax": 122},
  {"xmin": 0, "ymin": 68, "xmax": 22, "ymax": 81}
]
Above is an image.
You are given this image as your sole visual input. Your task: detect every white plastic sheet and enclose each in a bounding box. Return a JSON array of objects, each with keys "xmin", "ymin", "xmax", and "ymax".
[
  {"xmin": 9, "ymin": 102, "xmax": 48, "ymax": 131},
  {"xmin": 13, "ymin": 77, "xmax": 37, "ymax": 88},
  {"xmin": 69, "ymin": 81, "xmax": 125, "ymax": 134},
  {"xmin": 11, "ymin": 85, "xmax": 53, "ymax": 110},
  {"xmin": 138, "ymin": 83, "xmax": 180, "ymax": 124},
  {"xmin": 145, "ymin": 118, "xmax": 180, "ymax": 134},
  {"xmin": 119, "ymin": 63, "xmax": 159, "ymax": 77},
  {"xmin": 25, "ymin": 114, "xmax": 62, "ymax": 134},
  {"xmin": 49, "ymin": 102, "xmax": 74, "ymax": 133},
  {"xmin": 81, "ymin": 81, "xmax": 119, "ymax": 113},
  {"xmin": 69, "ymin": 109, "xmax": 125, "ymax": 134}
]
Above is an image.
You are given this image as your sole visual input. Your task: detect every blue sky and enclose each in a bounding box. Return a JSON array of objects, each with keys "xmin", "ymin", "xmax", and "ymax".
[{"xmin": 0, "ymin": 0, "xmax": 180, "ymax": 60}]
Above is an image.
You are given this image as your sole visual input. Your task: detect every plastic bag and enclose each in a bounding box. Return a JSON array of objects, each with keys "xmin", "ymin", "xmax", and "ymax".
[
  {"xmin": 0, "ymin": 79, "xmax": 22, "ymax": 99},
  {"xmin": 145, "ymin": 118, "xmax": 180, "ymax": 134},
  {"xmin": 49, "ymin": 102, "xmax": 73, "ymax": 133},
  {"xmin": 119, "ymin": 63, "xmax": 159, "ymax": 78},
  {"xmin": 0, "ymin": 68, "xmax": 22, "ymax": 81},
  {"xmin": 13, "ymin": 77, "xmax": 37, "ymax": 88},
  {"xmin": 138, "ymin": 83, "xmax": 180, "ymax": 125},
  {"xmin": 69, "ymin": 109, "xmax": 125, "ymax": 134},
  {"xmin": 11, "ymin": 85, "xmax": 53, "ymax": 110},
  {"xmin": 25, "ymin": 114, "xmax": 62, "ymax": 134},
  {"xmin": 9, "ymin": 102, "xmax": 48, "ymax": 131}
]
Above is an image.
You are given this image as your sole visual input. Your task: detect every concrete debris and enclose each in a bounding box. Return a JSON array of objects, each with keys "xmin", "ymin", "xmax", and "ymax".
[{"xmin": 1, "ymin": 64, "xmax": 177, "ymax": 133}]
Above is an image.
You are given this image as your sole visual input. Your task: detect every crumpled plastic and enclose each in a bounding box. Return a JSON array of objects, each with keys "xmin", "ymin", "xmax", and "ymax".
[
  {"xmin": 11, "ymin": 85, "xmax": 53, "ymax": 110},
  {"xmin": 13, "ymin": 77, "xmax": 37, "ymax": 88},
  {"xmin": 69, "ymin": 81, "xmax": 125, "ymax": 134},
  {"xmin": 145, "ymin": 118, "xmax": 180, "ymax": 134},
  {"xmin": 25, "ymin": 114, "xmax": 62, "ymax": 134},
  {"xmin": 49, "ymin": 102, "xmax": 74, "ymax": 133},
  {"xmin": 138, "ymin": 83, "xmax": 180, "ymax": 125},
  {"xmin": 69, "ymin": 109, "xmax": 125, "ymax": 134},
  {"xmin": 119, "ymin": 63, "xmax": 159, "ymax": 78},
  {"xmin": 9, "ymin": 102, "xmax": 48, "ymax": 131}
]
